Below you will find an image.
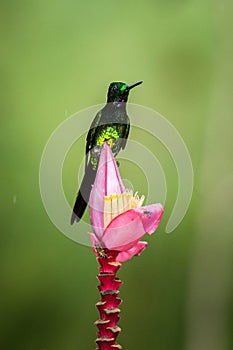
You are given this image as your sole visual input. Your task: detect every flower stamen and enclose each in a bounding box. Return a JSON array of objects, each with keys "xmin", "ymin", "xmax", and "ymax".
[{"xmin": 104, "ymin": 191, "xmax": 145, "ymax": 229}]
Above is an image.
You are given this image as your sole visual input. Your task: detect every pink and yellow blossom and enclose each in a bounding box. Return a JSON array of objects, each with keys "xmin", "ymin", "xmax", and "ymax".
[{"xmin": 89, "ymin": 143, "xmax": 164, "ymax": 262}]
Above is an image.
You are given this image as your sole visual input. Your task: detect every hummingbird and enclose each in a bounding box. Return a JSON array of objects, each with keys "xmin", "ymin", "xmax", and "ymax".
[{"xmin": 71, "ymin": 80, "xmax": 143, "ymax": 224}]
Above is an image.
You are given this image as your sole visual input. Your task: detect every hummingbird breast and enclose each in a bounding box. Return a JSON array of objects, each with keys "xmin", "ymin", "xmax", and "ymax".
[
  {"xmin": 89, "ymin": 125, "xmax": 120, "ymax": 169},
  {"xmin": 88, "ymin": 104, "xmax": 130, "ymax": 170}
]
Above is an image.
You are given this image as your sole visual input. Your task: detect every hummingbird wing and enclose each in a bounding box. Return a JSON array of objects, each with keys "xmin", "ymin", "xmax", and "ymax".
[
  {"xmin": 71, "ymin": 110, "xmax": 103, "ymax": 224},
  {"xmin": 121, "ymin": 122, "xmax": 130, "ymax": 150},
  {"xmin": 85, "ymin": 110, "xmax": 103, "ymax": 170}
]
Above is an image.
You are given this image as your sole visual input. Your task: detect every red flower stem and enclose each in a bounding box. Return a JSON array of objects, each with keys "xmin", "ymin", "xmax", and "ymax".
[{"xmin": 95, "ymin": 249, "xmax": 122, "ymax": 350}]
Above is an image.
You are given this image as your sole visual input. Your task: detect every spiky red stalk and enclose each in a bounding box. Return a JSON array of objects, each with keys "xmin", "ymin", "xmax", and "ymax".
[{"xmin": 95, "ymin": 249, "xmax": 122, "ymax": 350}]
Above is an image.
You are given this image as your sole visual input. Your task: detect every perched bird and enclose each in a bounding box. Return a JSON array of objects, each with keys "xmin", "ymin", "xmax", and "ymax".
[{"xmin": 71, "ymin": 81, "xmax": 143, "ymax": 224}]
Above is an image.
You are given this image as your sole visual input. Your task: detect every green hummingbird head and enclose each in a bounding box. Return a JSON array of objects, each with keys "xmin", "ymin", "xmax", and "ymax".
[{"xmin": 107, "ymin": 81, "xmax": 143, "ymax": 104}]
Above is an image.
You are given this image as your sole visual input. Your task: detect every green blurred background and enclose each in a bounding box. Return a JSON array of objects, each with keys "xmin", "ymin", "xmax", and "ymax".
[{"xmin": 1, "ymin": 1, "xmax": 232, "ymax": 349}]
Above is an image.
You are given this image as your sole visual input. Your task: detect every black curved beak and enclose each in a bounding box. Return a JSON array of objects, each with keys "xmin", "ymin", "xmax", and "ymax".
[{"xmin": 128, "ymin": 81, "xmax": 143, "ymax": 90}]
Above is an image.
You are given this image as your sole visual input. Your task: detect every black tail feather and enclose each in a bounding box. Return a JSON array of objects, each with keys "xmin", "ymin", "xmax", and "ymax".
[{"xmin": 71, "ymin": 164, "xmax": 96, "ymax": 224}]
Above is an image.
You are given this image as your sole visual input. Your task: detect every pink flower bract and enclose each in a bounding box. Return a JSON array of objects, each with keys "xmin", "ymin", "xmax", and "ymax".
[{"xmin": 89, "ymin": 143, "xmax": 164, "ymax": 262}]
